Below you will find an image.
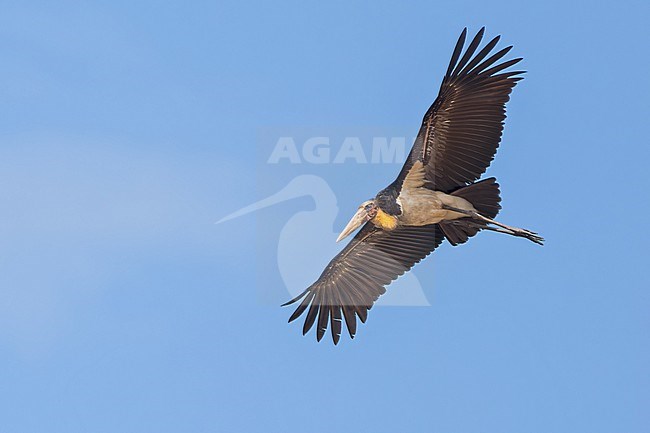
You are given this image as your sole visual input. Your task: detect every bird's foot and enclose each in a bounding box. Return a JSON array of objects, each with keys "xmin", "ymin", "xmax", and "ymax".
[{"xmin": 509, "ymin": 227, "xmax": 544, "ymax": 245}]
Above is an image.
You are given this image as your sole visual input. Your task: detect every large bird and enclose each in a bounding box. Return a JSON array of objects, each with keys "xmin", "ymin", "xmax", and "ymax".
[{"xmin": 283, "ymin": 28, "xmax": 543, "ymax": 344}]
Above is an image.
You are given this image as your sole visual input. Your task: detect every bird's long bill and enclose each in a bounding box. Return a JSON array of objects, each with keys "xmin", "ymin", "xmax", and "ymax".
[{"xmin": 336, "ymin": 208, "xmax": 367, "ymax": 242}]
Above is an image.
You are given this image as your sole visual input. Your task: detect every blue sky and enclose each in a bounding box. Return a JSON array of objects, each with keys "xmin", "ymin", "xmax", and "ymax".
[{"xmin": 1, "ymin": 1, "xmax": 649, "ymax": 432}]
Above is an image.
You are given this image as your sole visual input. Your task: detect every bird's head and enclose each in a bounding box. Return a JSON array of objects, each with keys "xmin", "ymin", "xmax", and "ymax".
[{"xmin": 336, "ymin": 200, "xmax": 377, "ymax": 242}]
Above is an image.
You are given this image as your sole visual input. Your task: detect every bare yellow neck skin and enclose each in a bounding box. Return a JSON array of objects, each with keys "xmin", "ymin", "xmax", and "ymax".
[{"xmin": 372, "ymin": 209, "xmax": 398, "ymax": 230}]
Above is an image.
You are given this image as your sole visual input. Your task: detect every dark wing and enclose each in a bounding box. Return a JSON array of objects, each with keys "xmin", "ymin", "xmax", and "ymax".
[
  {"xmin": 396, "ymin": 27, "xmax": 524, "ymax": 193},
  {"xmin": 282, "ymin": 223, "xmax": 445, "ymax": 344}
]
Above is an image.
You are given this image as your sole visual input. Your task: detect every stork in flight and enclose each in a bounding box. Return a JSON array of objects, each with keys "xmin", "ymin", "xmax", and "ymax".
[{"xmin": 283, "ymin": 27, "xmax": 543, "ymax": 344}]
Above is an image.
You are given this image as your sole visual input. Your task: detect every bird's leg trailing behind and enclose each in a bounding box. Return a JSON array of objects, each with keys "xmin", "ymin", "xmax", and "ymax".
[{"xmin": 442, "ymin": 204, "xmax": 544, "ymax": 245}]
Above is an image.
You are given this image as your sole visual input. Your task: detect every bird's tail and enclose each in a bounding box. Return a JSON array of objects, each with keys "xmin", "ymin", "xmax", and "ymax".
[{"xmin": 439, "ymin": 178, "xmax": 501, "ymax": 245}]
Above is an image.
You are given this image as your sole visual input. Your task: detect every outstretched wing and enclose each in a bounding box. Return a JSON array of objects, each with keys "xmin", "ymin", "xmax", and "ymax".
[
  {"xmin": 283, "ymin": 223, "xmax": 445, "ymax": 344},
  {"xmin": 396, "ymin": 27, "xmax": 524, "ymax": 193}
]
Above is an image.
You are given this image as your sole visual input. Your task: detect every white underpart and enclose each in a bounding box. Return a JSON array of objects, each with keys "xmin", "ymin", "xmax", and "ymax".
[{"xmin": 397, "ymin": 161, "xmax": 476, "ymax": 226}]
